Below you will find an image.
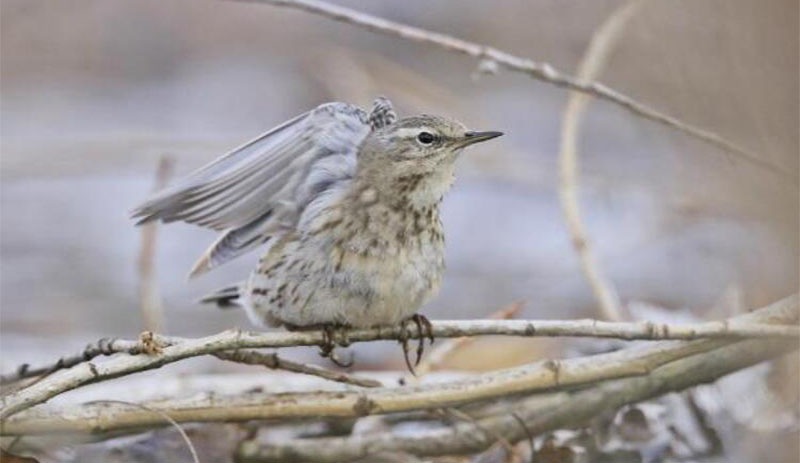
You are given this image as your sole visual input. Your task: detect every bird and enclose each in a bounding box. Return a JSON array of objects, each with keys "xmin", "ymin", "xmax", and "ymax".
[{"xmin": 132, "ymin": 97, "xmax": 502, "ymax": 370}]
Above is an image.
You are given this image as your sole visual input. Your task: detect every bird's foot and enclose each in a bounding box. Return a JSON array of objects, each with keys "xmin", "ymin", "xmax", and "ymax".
[
  {"xmin": 319, "ymin": 324, "xmax": 353, "ymax": 368},
  {"xmin": 398, "ymin": 314, "xmax": 435, "ymax": 375}
]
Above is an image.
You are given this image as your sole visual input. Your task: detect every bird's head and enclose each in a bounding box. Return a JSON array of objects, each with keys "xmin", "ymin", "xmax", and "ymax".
[
  {"xmin": 366, "ymin": 114, "xmax": 502, "ymax": 166},
  {"xmin": 357, "ymin": 115, "xmax": 502, "ymax": 204}
]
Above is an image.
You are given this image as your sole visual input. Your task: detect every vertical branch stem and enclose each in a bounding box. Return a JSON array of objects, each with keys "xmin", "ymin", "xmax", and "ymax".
[
  {"xmin": 137, "ymin": 156, "xmax": 174, "ymax": 332},
  {"xmin": 559, "ymin": 0, "xmax": 647, "ymax": 321}
]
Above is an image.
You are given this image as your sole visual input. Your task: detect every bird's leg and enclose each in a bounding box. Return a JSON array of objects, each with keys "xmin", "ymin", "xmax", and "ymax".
[
  {"xmin": 398, "ymin": 314, "xmax": 435, "ymax": 375},
  {"xmin": 319, "ymin": 324, "xmax": 336, "ymax": 358},
  {"xmin": 318, "ymin": 323, "xmax": 354, "ymax": 368},
  {"xmin": 410, "ymin": 314, "xmax": 434, "ymax": 366},
  {"xmin": 286, "ymin": 322, "xmax": 352, "ymax": 366}
]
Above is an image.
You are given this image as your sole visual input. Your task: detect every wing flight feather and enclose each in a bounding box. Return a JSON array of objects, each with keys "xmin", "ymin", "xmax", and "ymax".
[{"xmin": 131, "ymin": 102, "xmax": 373, "ymax": 276}]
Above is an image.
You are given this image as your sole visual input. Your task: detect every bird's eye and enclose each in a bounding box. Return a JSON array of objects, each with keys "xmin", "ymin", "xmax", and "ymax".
[{"xmin": 417, "ymin": 132, "xmax": 435, "ymax": 144}]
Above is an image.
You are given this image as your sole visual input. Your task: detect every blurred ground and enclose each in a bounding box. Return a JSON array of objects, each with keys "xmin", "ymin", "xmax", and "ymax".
[{"xmin": 0, "ymin": 0, "xmax": 797, "ymax": 383}]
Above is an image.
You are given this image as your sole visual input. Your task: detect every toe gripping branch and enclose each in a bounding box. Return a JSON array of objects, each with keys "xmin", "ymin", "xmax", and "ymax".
[
  {"xmin": 398, "ymin": 314, "xmax": 435, "ymax": 375},
  {"xmin": 318, "ymin": 324, "xmax": 354, "ymax": 368},
  {"xmin": 315, "ymin": 315, "xmax": 434, "ymax": 373}
]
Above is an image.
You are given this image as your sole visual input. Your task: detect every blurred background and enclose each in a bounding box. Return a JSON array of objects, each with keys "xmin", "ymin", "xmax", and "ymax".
[
  {"xmin": 0, "ymin": 0, "xmax": 797, "ymax": 458},
  {"xmin": 2, "ymin": 0, "xmax": 798, "ymax": 363}
]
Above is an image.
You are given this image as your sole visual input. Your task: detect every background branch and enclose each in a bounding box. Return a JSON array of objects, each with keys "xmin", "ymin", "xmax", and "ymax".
[
  {"xmin": 234, "ymin": 0, "xmax": 796, "ymax": 183},
  {"xmin": 136, "ymin": 155, "xmax": 174, "ymax": 333},
  {"xmin": 559, "ymin": 0, "xmax": 645, "ymax": 320}
]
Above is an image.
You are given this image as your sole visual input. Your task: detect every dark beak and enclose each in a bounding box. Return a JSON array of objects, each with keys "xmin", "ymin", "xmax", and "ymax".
[{"xmin": 460, "ymin": 130, "xmax": 504, "ymax": 147}]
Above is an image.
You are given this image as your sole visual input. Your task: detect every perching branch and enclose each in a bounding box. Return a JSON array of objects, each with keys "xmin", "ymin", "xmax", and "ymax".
[
  {"xmin": 7, "ymin": 314, "xmax": 798, "ymax": 387},
  {"xmin": 2, "ymin": 301, "xmax": 798, "ymax": 420},
  {"xmin": 2, "ymin": 294, "xmax": 796, "ymax": 435},
  {"xmin": 409, "ymin": 302, "xmax": 523, "ymax": 379},
  {"xmin": 559, "ymin": 0, "xmax": 645, "ymax": 321},
  {"xmin": 233, "ymin": 0, "xmax": 796, "ymax": 183}
]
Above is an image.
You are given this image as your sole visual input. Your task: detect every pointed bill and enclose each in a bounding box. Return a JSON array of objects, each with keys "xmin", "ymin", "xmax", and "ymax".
[{"xmin": 459, "ymin": 130, "xmax": 504, "ymax": 147}]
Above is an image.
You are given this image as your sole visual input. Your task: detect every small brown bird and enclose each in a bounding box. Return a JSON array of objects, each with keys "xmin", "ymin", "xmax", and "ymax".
[{"xmin": 132, "ymin": 97, "xmax": 502, "ymax": 369}]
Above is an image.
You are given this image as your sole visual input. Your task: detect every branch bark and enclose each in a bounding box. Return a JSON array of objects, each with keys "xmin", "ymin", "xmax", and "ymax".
[
  {"xmin": 212, "ymin": 350, "xmax": 381, "ymax": 388},
  {"xmin": 2, "ymin": 294, "xmax": 796, "ymax": 436},
  {"xmin": 2, "ymin": 310, "xmax": 798, "ymax": 418},
  {"xmin": 237, "ymin": 336, "xmax": 796, "ymax": 462},
  {"xmin": 231, "ymin": 0, "xmax": 796, "ymax": 183},
  {"xmin": 0, "ymin": 338, "xmax": 143, "ymax": 385}
]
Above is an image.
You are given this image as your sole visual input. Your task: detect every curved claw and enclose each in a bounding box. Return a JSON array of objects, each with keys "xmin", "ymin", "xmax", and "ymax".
[
  {"xmin": 317, "ymin": 324, "xmax": 355, "ymax": 368},
  {"xmin": 397, "ymin": 322, "xmax": 416, "ymax": 374},
  {"xmin": 397, "ymin": 314, "xmax": 435, "ymax": 375},
  {"xmin": 414, "ymin": 314, "xmax": 435, "ymax": 366},
  {"xmin": 418, "ymin": 315, "xmax": 434, "ymax": 345},
  {"xmin": 411, "ymin": 316, "xmax": 425, "ymax": 367}
]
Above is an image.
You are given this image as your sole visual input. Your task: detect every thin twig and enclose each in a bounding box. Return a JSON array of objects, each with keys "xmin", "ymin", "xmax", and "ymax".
[
  {"xmin": 510, "ymin": 413, "xmax": 535, "ymax": 463},
  {"xmin": 213, "ymin": 350, "xmax": 381, "ymax": 388},
  {"xmin": 137, "ymin": 156, "xmax": 174, "ymax": 332},
  {"xmin": 1, "ymin": 300, "xmax": 798, "ymax": 420},
  {"xmin": 87, "ymin": 400, "xmax": 199, "ymax": 463},
  {"xmin": 0, "ymin": 338, "xmax": 142, "ymax": 385},
  {"xmin": 442, "ymin": 408, "xmax": 517, "ymax": 458},
  {"xmin": 231, "ymin": 0, "xmax": 796, "ymax": 183},
  {"xmin": 2, "ymin": 294, "xmax": 796, "ymax": 435},
  {"xmin": 559, "ymin": 0, "xmax": 646, "ymax": 321}
]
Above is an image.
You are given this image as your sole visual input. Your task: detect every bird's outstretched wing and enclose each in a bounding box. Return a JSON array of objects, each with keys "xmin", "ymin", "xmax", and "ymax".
[{"xmin": 131, "ymin": 101, "xmax": 382, "ymax": 277}]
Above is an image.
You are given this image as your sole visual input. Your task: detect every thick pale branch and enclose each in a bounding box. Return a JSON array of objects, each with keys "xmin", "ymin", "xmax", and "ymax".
[
  {"xmin": 1, "ymin": 300, "xmax": 797, "ymax": 421},
  {"xmin": 234, "ymin": 0, "xmax": 796, "ymax": 182},
  {"xmin": 2, "ymin": 294, "xmax": 796, "ymax": 436},
  {"xmin": 238, "ymin": 336, "xmax": 795, "ymax": 462},
  {"xmin": 0, "ymin": 341, "xmax": 702, "ymax": 435}
]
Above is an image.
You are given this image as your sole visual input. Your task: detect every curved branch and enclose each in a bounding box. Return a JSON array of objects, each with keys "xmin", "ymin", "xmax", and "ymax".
[
  {"xmin": 232, "ymin": 0, "xmax": 796, "ymax": 183},
  {"xmin": 559, "ymin": 0, "xmax": 646, "ymax": 320}
]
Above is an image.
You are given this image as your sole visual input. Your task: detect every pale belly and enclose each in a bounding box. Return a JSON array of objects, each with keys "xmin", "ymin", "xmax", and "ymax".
[{"xmin": 244, "ymin": 237, "xmax": 445, "ymax": 328}]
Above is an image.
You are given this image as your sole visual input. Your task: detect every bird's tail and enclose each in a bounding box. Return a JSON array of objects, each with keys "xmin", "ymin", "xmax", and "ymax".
[{"xmin": 199, "ymin": 284, "xmax": 242, "ymax": 309}]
